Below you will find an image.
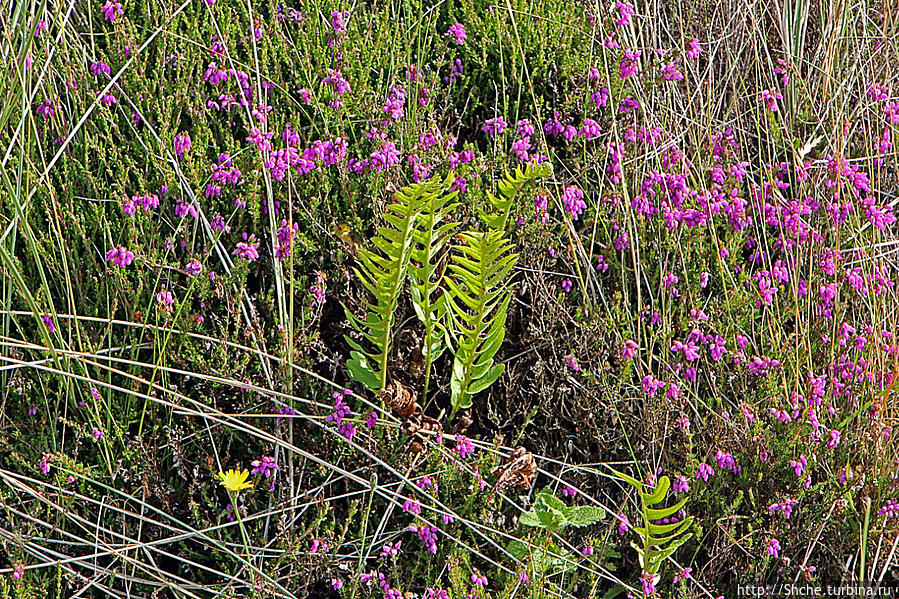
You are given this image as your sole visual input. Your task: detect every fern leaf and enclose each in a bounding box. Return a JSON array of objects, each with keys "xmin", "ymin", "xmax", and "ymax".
[
  {"xmin": 609, "ymin": 471, "xmax": 694, "ymax": 576},
  {"xmin": 445, "ymin": 230, "xmax": 517, "ymax": 417},
  {"xmin": 479, "ymin": 162, "xmax": 552, "ymax": 231},
  {"xmin": 408, "ymin": 174, "xmax": 459, "ymax": 398},
  {"xmin": 646, "ymin": 496, "xmax": 687, "ymax": 521},
  {"xmin": 342, "ymin": 182, "xmax": 429, "ymax": 390},
  {"xmin": 643, "ymin": 476, "xmax": 672, "ymax": 506}
]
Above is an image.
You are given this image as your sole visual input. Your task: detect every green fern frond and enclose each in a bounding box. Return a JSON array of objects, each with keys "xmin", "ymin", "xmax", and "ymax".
[
  {"xmin": 408, "ymin": 174, "xmax": 460, "ymax": 399},
  {"xmin": 445, "ymin": 229, "xmax": 517, "ymax": 418},
  {"xmin": 608, "ymin": 468, "xmax": 694, "ymax": 576},
  {"xmin": 479, "ymin": 161, "xmax": 552, "ymax": 231},
  {"xmin": 344, "ymin": 180, "xmax": 440, "ymax": 391}
]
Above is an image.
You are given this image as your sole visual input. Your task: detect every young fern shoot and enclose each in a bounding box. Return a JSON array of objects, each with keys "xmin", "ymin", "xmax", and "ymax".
[
  {"xmin": 445, "ymin": 229, "xmax": 518, "ymax": 419},
  {"xmin": 609, "ymin": 468, "xmax": 694, "ymax": 578},
  {"xmin": 408, "ymin": 174, "xmax": 459, "ymax": 400}
]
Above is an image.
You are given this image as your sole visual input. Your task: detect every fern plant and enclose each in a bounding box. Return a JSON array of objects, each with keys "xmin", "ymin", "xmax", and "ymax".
[
  {"xmin": 609, "ymin": 468, "xmax": 694, "ymax": 577},
  {"xmin": 344, "ymin": 180, "xmax": 438, "ymax": 391},
  {"xmin": 479, "ymin": 161, "xmax": 552, "ymax": 231},
  {"xmin": 445, "ymin": 229, "xmax": 518, "ymax": 419},
  {"xmin": 408, "ymin": 174, "xmax": 459, "ymax": 400}
]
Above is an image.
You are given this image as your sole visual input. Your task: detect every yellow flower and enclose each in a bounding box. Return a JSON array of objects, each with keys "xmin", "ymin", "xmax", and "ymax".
[{"xmin": 218, "ymin": 468, "xmax": 253, "ymax": 493}]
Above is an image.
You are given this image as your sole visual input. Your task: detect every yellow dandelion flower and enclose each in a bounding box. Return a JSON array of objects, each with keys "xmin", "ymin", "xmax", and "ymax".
[{"xmin": 218, "ymin": 468, "xmax": 253, "ymax": 493}]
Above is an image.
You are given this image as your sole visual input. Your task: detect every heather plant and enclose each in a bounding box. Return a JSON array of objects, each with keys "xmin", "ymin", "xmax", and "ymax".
[{"xmin": 2, "ymin": 0, "xmax": 899, "ymax": 598}]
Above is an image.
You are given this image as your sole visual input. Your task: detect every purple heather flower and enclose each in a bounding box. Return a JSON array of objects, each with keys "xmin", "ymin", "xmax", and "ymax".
[
  {"xmin": 365, "ymin": 411, "xmax": 378, "ymax": 429},
  {"xmin": 673, "ymin": 567, "xmax": 692, "ymax": 584},
  {"xmin": 173, "ymin": 133, "xmax": 191, "ymax": 160},
  {"xmin": 382, "ymin": 86, "xmax": 406, "ymax": 120},
  {"xmin": 562, "ymin": 485, "xmax": 578, "ymax": 497},
  {"xmin": 380, "ymin": 540, "xmax": 402, "ymax": 558},
  {"xmin": 880, "ymin": 499, "xmax": 899, "ymax": 518},
  {"xmin": 562, "ymin": 186, "xmax": 587, "ymax": 220},
  {"xmin": 101, "ymin": 0, "xmax": 124, "ymax": 22},
  {"xmin": 790, "ymin": 454, "xmax": 807, "ymax": 477},
  {"xmin": 447, "ymin": 23, "xmax": 466, "ymax": 45},
  {"xmin": 370, "ymin": 140, "xmax": 401, "ymax": 172},
  {"xmin": 561, "ymin": 278, "xmax": 573, "ymax": 293},
  {"xmin": 246, "ymin": 127, "xmax": 274, "ymax": 151},
  {"xmin": 640, "ymin": 571, "xmax": 658, "ymax": 597},
  {"xmin": 579, "ymin": 118, "xmax": 602, "ymax": 139},
  {"xmin": 619, "ymin": 50, "xmax": 640, "ymax": 79},
  {"xmin": 310, "ymin": 281, "xmax": 326, "ymax": 307},
  {"xmin": 233, "ymin": 235, "xmax": 260, "ymax": 261},
  {"xmin": 481, "ymin": 117, "xmax": 507, "ymax": 136},
  {"xmin": 660, "ymin": 60, "xmax": 684, "ymax": 81},
  {"xmin": 413, "ymin": 525, "xmax": 439, "ymax": 554},
  {"xmin": 617, "ymin": 513, "xmax": 629, "ymax": 535},
  {"xmin": 618, "ymin": 96, "xmax": 640, "ymax": 113},
  {"xmin": 470, "ymin": 570, "xmax": 488, "ymax": 587},
  {"xmin": 827, "ymin": 429, "xmax": 841, "ymax": 449},
  {"xmin": 98, "ymin": 92, "xmax": 116, "ymax": 106},
  {"xmin": 185, "ymin": 260, "xmax": 202, "ymax": 276},
  {"xmin": 564, "ymin": 354, "xmax": 579, "ymax": 371},
  {"xmin": 695, "ymin": 462, "xmax": 714, "ymax": 481},
  {"xmin": 686, "ymin": 38, "xmax": 702, "ymax": 59},
  {"xmin": 175, "ymin": 201, "xmax": 197, "ymax": 219},
  {"xmin": 760, "ymin": 88, "xmax": 783, "ymax": 112},
  {"xmin": 330, "ymin": 10, "xmax": 349, "ymax": 35},
  {"xmin": 250, "ymin": 456, "xmax": 279, "ymax": 478},
  {"xmin": 323, "ymin": 69, "xmax": 350, "ymax": 96},
  {"xmin": 766, "ymin": 537, "xmax": 781, "ymax": 558},
  {"xmin": 454, "ymin": 435, "xmax": 475, "ymax": 459},
  {"xmin": 275, "ymin": 221, "xmax": 298, "ymax": 260},
  {"xmin": 615, "ymin": 1, "xmax": 635, "ymax": 27},
  {"xmin": 90, "ymin": 61, "xmax": 111, "ymax": 77},
  {"xmin": 331, "ymin": 579, "xmax": 343, "ymax": 590},
  {"xmin": 36, "ymin": 100, "xmax": 55, "ymax": 119},
  {"xmin": 156, "ymin": 287, "xmax": 174, "ymax": 306},
  {"xmin": 672, "ymin": 474, "xmax": 690, "ymax": 493},
  {"xmin": 642, "ymin": 375, "xmax": 666, "ymax": 396},
  {"xmin": 39, "ymin": 453, "xmax": 51, "ymax": 474},
  {"xmin": 516, "ymin": 119, "xmax": 535, "ymax": 136},
  {"xmin": 92, "ymin": 427, "xmax": 104, "ymax": 440},
  {"xmin": 338, "ymin": 421, "xmax": 356, "ymax": 441},
  {"xmin": 106, "ymin": 247, "xmax": 134, "ymax": 267},
  {"xmin": 715, "ymin": 450, "xmax": 740, "ymax": 474},
  {"xmin": 622, "ymin": 339, "xmax": 638, "ymax": 359}
]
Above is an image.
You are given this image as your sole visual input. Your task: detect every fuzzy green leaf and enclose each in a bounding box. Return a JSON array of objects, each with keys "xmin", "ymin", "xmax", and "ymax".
[{"xmin": 563, "ymin": 505, "xmax": 605, "ymax": 528}]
